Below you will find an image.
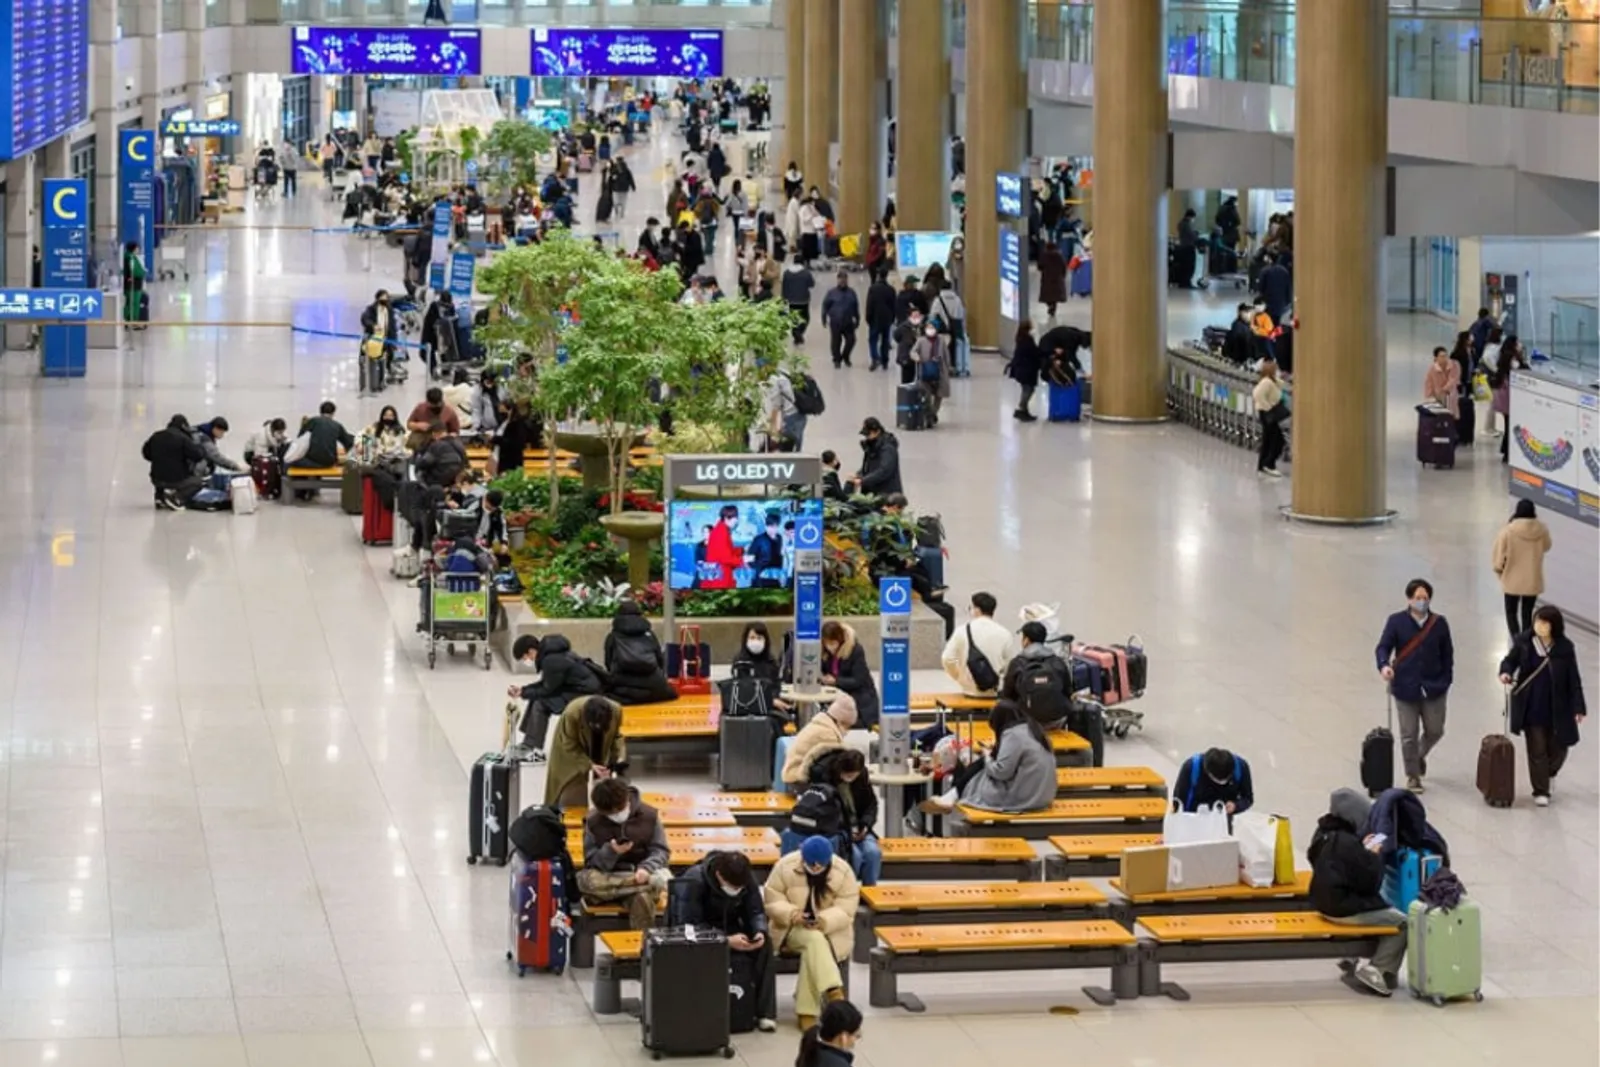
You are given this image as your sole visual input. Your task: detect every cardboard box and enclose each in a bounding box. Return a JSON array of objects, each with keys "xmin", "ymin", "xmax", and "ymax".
[{"xmin": 1120, "ymin": 840, "xmax": 1241, "ymax": 895}]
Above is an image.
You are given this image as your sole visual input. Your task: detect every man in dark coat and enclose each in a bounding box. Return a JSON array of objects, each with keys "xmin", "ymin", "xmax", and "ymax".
[
  {"xmin": 1037, "ymin": 242, "xmax": 1068, "ymax": 315},
  {"xmin": 507, "ymin": 633, "xmax": 602, "ymax": 761},
  {"xmin": 851, "ymin": 418, "xmax": 902, "ymax": 498},
  {"xmin": 142, "ymin": 415, "xmax": 207, "ymax": 509},
  {"xmin": 864, "ymin": 273, "xmax": 897, "ymax": 371}
]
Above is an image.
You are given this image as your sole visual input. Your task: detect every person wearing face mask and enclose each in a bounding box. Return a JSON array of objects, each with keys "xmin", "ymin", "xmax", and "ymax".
[
  {"xmin": 761, "ymin": 836, "xmax": 859, "ymax": 1031},
  {"xmin": 789, "ymin": 749, "xmax": 881, "ymax": 886},
  {"xmin": 782, "ymin": 693, "xmax": 859, "ymax": 786},
  {"xmin": 796, "ymin": 999, "xmax": 864, "ymax": 1067},
  {"xmin": 359, "ymin": 405, "xmax": 408, "ymax": 469},
  {"xmin": 913, "ymin": 317, "xmax": 950, "ymax": 424},
  {"xmin": 360, "ymin": 289, "xmax": 400, "ymax": 390},
  {"xmin": 1499, "ymin": 605, "xmax": 1587, "ymax": 807},
  {"xmin": 576, "ymin": 778, "xmax": 670, "ymax": 929},
  {"xmin": 1375, "ymin": 579, "xmax": 1455, "ymax": 794},
  {"xmin": 820, "ymin": 621, "xmax": 878, "ymax": 729},
  {"xmin": 1172, "ymin": 746, "xmax": 1255, "ymax": 816},
  {"xmin": 670, "ymin": 851, "xmax": 777, "ymax": 1033},
  {"xmin": 848, "ymin": 418, "xmax": 902, "ymax": 497}
]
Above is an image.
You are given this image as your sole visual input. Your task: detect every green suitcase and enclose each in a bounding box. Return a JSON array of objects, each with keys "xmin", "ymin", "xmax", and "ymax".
[
  {"xmin": 341, "ymin": 461, "xmax": 363, "ymax": 515},
  {"xmin": 1407, "ymin": 897, "xmax": 1483, "ymax": 1006}
]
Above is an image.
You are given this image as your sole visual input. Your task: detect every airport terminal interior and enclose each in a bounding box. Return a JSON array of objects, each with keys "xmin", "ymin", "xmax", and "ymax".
[{"xmin": 0, "ymin": 0, "xmax": 1596, "ymax": 1064}]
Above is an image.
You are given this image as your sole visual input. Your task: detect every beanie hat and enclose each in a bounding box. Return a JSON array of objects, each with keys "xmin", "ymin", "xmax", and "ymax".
[{"xmin": 800, "ymin": 835, "xmax": 834, "ymax": 870}]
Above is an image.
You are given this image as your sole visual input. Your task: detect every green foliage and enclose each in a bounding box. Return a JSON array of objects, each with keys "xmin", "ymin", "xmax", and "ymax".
[
  {"xmin": 630, "ymin": 462, "xmax": 664, "ymax": 496},
  {"xmin": 457, "ymin": 125, "xmax": 482, "ymax": 165},
  {"xmin": 487, "ymin": 469, "xmax": 582, "ymax": 514},
  {"xmin": 481, "ymin": 120, "xmax": 554, "ymax": 195},
  {"xmin": 551, "ymin": 489, "xmax": 606, "ymax": 542},
  {"xmin": 662, "ymin": 299, "xmax": 804, "ymax": 452},
  {"xmin": 547, "ymin": 529, "xmax": 626, "ymax": 584},
  {"xmin": 395, "ymin": 130, "xmax": 417, "ymax": 177}
]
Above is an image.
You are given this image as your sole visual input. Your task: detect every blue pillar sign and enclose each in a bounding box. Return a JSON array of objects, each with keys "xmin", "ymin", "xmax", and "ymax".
[
  {"xmin": 792, "ymin": 511, "xmax": 824, "ymax": 692},
  {"xmin": 447, "ymin": 251, "xmax": 476, "ymax": 302},
  {"xmin": 999, "ymin": 229, "xmax": 1021, "ymax": 323},
  {"xmin": 42, "ymin": 179, "xmax": 90, "ymax": 378},
  {"xmin": 119, "ymin": 130, "xmax": 158, "ymax": 266},
  {"xmin": 879, "ymin": 577, "xmax": 912, "ymax": 771}
]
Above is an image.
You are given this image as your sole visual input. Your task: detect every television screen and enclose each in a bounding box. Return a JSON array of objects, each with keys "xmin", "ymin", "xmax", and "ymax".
[
  {"xmin": 668, "ymin": 498, "xmax": 822, "ymax": 592},
  {"xmin": 531, "ymin": 28, "xmax": 724, "ymax": 79},
  {"xmin": 290, "ymin": 27, "xmax": 482, "ymax": 76}
]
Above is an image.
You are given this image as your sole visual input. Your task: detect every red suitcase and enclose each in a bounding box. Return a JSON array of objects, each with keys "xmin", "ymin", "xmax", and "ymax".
[
  {"xmin": 361, "ymin": 476, "xmax": 393, "ymax": 545},
  {"xmin": 251, "ymin": 454, "xmax": 282, "ymax": 501},
  {"xmin": 510, "ymin": 859, "xmax": 570, "ymax": 976}
]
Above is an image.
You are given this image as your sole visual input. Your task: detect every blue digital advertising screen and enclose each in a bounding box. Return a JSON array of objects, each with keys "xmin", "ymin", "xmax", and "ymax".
[
  {"xmin": 291, "ymin": 27, "xmax": 482, "ymax": 76},
  {"xmin": 667, "ymin": 498, "xmax": 822, "ymax": 592},
  {"xmin": 531, "ymin": 28, "xmax": 724, "ymax": 79},
  {"xmin": 0, "ymin": 0, "xmax": 90, "ymax": 161}
]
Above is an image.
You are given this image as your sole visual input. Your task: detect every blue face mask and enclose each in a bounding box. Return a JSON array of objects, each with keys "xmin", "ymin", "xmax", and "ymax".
[{"xmin": 1410, "ymin": 598, "xmax": 1430, "ymax": 616}]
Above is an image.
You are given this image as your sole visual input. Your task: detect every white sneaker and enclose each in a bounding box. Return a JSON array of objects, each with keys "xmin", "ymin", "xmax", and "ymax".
[
  {"xmin": 1262, "ymin": 468, "xmax": 1284, "ymax": 479},
  {"xmin": 756, "ymin": 1018, "xmax": 777, "ymax": 1033},
  {"xmin": 1354, "ymin": 964, "xmax": 1393, "ymax": 997},
  {"xmin": 1534, "ymin": 795, "xmax": 1550, "ymax": 807}
]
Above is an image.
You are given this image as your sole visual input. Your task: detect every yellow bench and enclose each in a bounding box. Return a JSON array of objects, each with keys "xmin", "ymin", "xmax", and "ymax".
[
  {"xmin": 571, "ymin": 830, "xmax": 779, "ymax": 871},
  {"xmin": 868, "ymin": 920, "xmax": 1139, "ymax": 1010},
  {"xmin": 625, "ymin": 693, "xmax": 715, "ymax": 717},
  {"xmin": 1056, "ymin": 766, "xmax": 1168, "ymax": 799},
  {"xmin": 878, "ymin": 837, "xmax": 1039, "ymax": 881},
  {"xmin": 1109, "ymin": 871, "xmax": 1314, "ymax": 920},
  {"xmin": 908, "ymin": 692, "xmax": 996, "ymax": 713},
  {"xmin": 1045, "ymin": 834, "xmax": 1163, "ymax": 879},
  {"xmin": 640, "ymin": 791, "xmax": 794, "ymax": 828},
  {"xmin": 282, "ymin": 464, "xmax": 345, "ymax": 493},
  {"xmin": 1136, "ymin": 911, "xmax": 1404, "ymax": 1001},
  {"xmin": 852, "ymin": 880, "xmax": 1109, "ymax": 962},
  {"xmin": 592, "ymin": 929, "xmax": 851, "ymax": 1015},
  {"xmin": 955, "ymin": 797, "xmax": 1168, "ymax": 839},
  {"xmin": 561, "ymin": 807, "xmax": 736, "ymax": 828}
]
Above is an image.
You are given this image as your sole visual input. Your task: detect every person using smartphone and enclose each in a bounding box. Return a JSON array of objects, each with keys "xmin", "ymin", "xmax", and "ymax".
[
  {"xmin": 669, "ymin": 851, "xmax": 777, "ymax": 1033},
  {"xmin": 1308, "ymin": 788, "xmax": 1408, "ymax": 997}
]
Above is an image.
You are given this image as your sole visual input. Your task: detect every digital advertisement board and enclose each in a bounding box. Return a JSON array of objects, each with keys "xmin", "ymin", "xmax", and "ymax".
[
  {"xmin": 1509, "ymin": 370, "xmax": 1599, "ymax": 527},
  {"xmin": 0, "ymin": 0, "xmax": 90, "ymax": 162},
  {"xmin": 531, "ymin": 28, "xmax": 723, "ymax": 79},
  {"xmin": 291, "ymin": 27, "xmax": 481, "ymax": 76}
]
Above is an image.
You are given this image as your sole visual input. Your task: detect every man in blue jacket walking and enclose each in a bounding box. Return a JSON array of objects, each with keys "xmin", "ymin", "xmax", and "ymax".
[{"xmin": 1374, "ymin": 579, "xmax": 1454, "ymax": 794}]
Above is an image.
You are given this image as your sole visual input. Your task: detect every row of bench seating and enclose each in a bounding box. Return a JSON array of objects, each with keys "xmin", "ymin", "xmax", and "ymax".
[{"xmin": 288, "ymin": 445, "xmax": 666, "ymax": 505}]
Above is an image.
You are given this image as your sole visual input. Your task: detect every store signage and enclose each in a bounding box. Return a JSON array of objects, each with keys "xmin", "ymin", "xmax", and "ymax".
[
  {"xmin": 792, "ymin": 511, "xmax": 824, "ymax": 688},
  {"xmin": 670, "ymin": 457, "xmax": 823, "ymax": 487},
  {"xmin": 531, "ymin": 28, "xmax": 724, "ymax": 79},
  {"xmin": 999, "ymin": 229, "xmax": 1021, "ymax": 322},
  {"xmin": 447, "ymin": 251, "xmax": 476, "ymax": 302},
  {"xmin": 996, "ymin": 172, "xmax": 1024, "ymax": 218},
  {"xmin": 161, "ymin": 118, "xmax": 240, "ymax": 136},
  {"xmin": 878, "ymin": 577, "xmax": 912, "ymax": 769},
  {"xmin": 291, "ymin": 27, "xmax": 482, "ymax": 76}
]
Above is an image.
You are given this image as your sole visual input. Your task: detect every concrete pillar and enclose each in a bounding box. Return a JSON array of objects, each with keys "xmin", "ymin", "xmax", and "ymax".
[
  {"xmin": 5, "ymin": 157, "xmax": 36, "ymax": 349},
  {"xmin": 1288, "ymin": 0, "xmax": 1390, "ymax": 524},
  {"xmin": 964, "ymin": 0, "xmax": 1025, "ymax": 350},
  {"xmin": 838, "ymin": 0, "xmax": 885, "ymax": 238},
  {"xmin": 92, "ymin": 0, "xmax": 120, "ymax": 252},
  {"xmin": 1091, "ymin": 0, "xmax": 1168, "ymax": 420},
  {"xmin": 306, "ymin": 0, "xmax": 328, "ymax": 18},
  {"xmin": 782, "ymin": 0, "xmax": 806, "ymax": 187},
  {"xmin": 804, "ymin": 0, "xmax": 839, "ymax": 198},
  {"xmin": 894, "ymin": 0, "xmax": 948, "ymax": 231}
]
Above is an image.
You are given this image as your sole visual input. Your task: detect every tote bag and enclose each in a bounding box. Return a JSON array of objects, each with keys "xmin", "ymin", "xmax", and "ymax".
[{"xmin": 1163, "ymin": 799, "xmax": 1230, "ymax": 846}]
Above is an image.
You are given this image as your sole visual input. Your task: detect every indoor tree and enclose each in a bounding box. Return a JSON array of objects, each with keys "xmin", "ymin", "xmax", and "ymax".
[
  {"xmin": 480, "ymin": 119, "xmax": 554, "ymax": 197},
  {"xmin": 662, "ymin": 298, "xmax": 802, "ymax": 452}
]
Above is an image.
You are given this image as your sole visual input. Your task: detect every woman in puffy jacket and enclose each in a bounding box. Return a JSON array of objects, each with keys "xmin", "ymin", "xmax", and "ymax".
[
  {"xmin": 761, "ymin": 836, "xmax": 858, "ymax": 1030},
  {"xmin": 780, "ymin": 694, "xmax": 857, "ymax": 786},
  {"xmin": 819, "ymin": 621, "xmax": 879, "ymax": 728}
]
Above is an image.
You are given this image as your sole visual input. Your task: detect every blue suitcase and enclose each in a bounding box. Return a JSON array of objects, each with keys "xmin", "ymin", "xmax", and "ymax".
[
  {"xmin": 1048, "ymin": 381, "xmax": 1082, "ymax": 422},
  {"xmin": 1382, "ymin": 848, "xmax": 1443, "ymax": 913},
  {"xmin": 915, "ymin": 544, "xmax": 944, "ymax": 588},
  {"xmin": 1070, "ymin": 259, "xmax": 1093, "ymax": 297}
]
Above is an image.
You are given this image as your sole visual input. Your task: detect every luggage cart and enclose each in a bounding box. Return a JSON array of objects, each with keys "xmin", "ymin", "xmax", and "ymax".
[
  {"xmin": 156, "ymin": 231, "xmax": 190, "ymax": 281},
  {"xmin": 422, "ymin": 572, "xmax": 495, "ymax": 670}
]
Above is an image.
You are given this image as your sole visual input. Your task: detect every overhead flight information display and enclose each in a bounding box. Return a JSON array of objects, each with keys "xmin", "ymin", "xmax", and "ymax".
[
  {"xmin": 291, "ymin": 27, "xmax": 482, "ymax": 76},
  {"xmin": 0, "ymin": 0, "xmax": 90, "ymax": 161}
]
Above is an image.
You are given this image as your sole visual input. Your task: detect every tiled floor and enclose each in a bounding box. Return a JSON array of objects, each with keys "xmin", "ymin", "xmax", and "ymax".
[{"xmin": 0, "ymin": 126, "xmax": 1592, "ymax": 1066}]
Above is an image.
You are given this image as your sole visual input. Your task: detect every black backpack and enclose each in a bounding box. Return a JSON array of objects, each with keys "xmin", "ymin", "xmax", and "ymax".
[
  {"xmin": 793, "ymin": 374, "xmax": 826, "ymax": 416},
  {"xmin": 788, "ymin": 782, "xmax": 844, "ymax": 837},
  {"xmin": 1014, "ymin": 655, "xmax": 1070, "ymax": 725},
  {"xmin": 963, "ymin": 625, "xmax": 1000, "ymax": 693},
  {"xmin": 612, "ymin": 634, "xmax": 659, "ymax": 677},
  {"xmin": 508, "ymin": 805, "xmax": 567, "ymax": 859}
]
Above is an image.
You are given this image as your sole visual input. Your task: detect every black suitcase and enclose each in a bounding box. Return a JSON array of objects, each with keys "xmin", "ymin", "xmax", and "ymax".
[
  {"xmin": 727, "ymin": 947, "xmax": 761, "ymax": 1034},
  {"xmin": 896, "ymin": 383, "xmax": 931, "ymax": 431},
  {"xmin": 1416, "ymin": 405, "xmax": 1457, "ymax": 469},
  {"xmin": 641, "ymin": 927, "xmax": 731, "ymax": 1058},
  {"xmin": 1066, "ymin": 699, "xmax": 1106, "ymax": 768},
  {"xmin": 1361, "ymin": 696, "xmax": 1395, "ymax": 798},
  {"xmin": 719, "ymin": 714, "xmax": 776, "ymax": 792},
  {"xmin": 467, "ymin": 752, "xmax": 519, "ymax": 865}
]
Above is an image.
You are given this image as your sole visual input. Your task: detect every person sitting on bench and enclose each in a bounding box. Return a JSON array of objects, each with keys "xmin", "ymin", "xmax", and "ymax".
[
  {"xmin": 1308, "ymin": 788, "xmax": 1408, "ymax": 997},
  {"xmin": 782, "ymin": 694, "xmax": 858, "ymax": 786},
  {"xmin": 929, "ymin": 700, "xmax": 1056, "ymax": 819},
  {"xmin": 1173, "ymin": 747, "xmax": 1255, "ymax": 815},
  {"xmin": 576, "ymin": 777, "xmax": 670, "ymax": 930},
  {"xmin": 507, "ymin": 633, "xmax": 603, "ymax": 765},
  {"xmin": 1000, "ymin": 621, "xmax": 1072, "ymax": 726},
  {"xmin": 671, "ymin": 851, "xmax": 778, "ymax": 1033},
  {"xmin": 762, "ymin": 836, "xmax": 859, "ymax": 1031},
  {"xmin": 602, "ymin": 600, "xmax": 676, "ymax": 705},
  {"xmin": 783, "ymin": 749, "xmax": 882, "ymax": 887}
]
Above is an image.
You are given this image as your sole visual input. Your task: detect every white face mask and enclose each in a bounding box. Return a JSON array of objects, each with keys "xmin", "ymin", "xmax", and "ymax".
[
  {"xmin": 719, "ymin": 882, "xmax": 742, "ymax": 898},
  {"xmin": 746, "ymin": 638, "xmax": 766, "ymax": 655},
  {"xmin": 608, "ymin": 808, "xmax": 630, "ymax": 824}
]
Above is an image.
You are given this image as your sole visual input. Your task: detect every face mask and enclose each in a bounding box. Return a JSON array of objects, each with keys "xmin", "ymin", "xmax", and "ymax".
[
  {"xmin": 746, "ymin": 638, "xmax": 766, "ymax": 655},
  {"xmin": 925, "ymin": 327, "xmax": 937, "ymax": 338},
  {"xmin": 804, "ymin": 864, "xmax": 826, "ymax": 878},
  {"xmin": 1410, "ymin": 598, "xmax": 1430, "ymax": 616},
  {"xmin": 719, "ymin": 883, "xmax": 742, "ymax": 898},
  {"xmin": 608, "ymin": 808, "xmax": 630, "ymax": 824}
]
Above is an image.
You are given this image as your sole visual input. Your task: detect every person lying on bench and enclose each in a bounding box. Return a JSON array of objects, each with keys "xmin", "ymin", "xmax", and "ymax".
[
  {"xmin": 1173, "ymin": 747, "xmax": 1254, "ymax": 815},
  {"xmin": 927, "ymin": 700, "xmax": 1056, "ymax": 819},
  {"xmin": 671, "ymin": 851, "xmax": 778, "ymax": 1033},
  {"xmin": 1308, "ymin": 788, "xmax": 1408, "ymax": 997},
  {"xmin": 762, "ymin": 836, "xmax": 859, "ymax": 1032},
  {"xmin": 576, "ymin": 778, "xmax": 671, "ymax": 930}
]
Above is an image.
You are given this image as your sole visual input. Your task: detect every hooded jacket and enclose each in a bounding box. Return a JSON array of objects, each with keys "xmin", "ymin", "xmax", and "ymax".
[
  {"xmin": 142, "ymin": 418, "xmax": 206, "ymax": 486},
  {"xmin": 761, "ymin": 852, "xmax": 859, "ymax": 963},
  {"xmin": 1308, "ymin": 788, "xmax": 1389, "ymax": 918},
  {"xmin": 1491, "ymin": 517, "xmax": 1553, "ymax": 597},
  {"xmin": 192, "ymin": 421, "xmax": 245, "ymax": 473},
  {"xmin": 822, "ymin": 624, "xmax": 879, "ymax": 728},
  {"xmin": 416, "ymin": 435, "xmax": 469, "ymax": 488},
  {"xmin": 808, "ymin": 748, "xmax": 879, "ymax": 835},
  {"xmin": 781, "ymin": 706, "xmax": 852, "ymax": 786},
  {"xmin": 856, "ymin": 433, "xmax": 903, "ymax": 496},
  {"xmin": 780, "ymin": 263, "xmax": 815, "ymax": 307},
  {"xmin": 521, "ymin": 634, "xmax": 603, "ymax": 705},
  {"xmin": 544, "ymin": 695, "xmax": 626, "ymax": 808},
  {"xmin": 1363, "ymin": 788, "xmax": 1450, "ymax": 868},
  {"xmin": 580, "ymin": 787, "xmax": 669, "ymax": 874},
  {"xmin": 670, "ymin": 853, "xmax": 769, "ymax": 938}
]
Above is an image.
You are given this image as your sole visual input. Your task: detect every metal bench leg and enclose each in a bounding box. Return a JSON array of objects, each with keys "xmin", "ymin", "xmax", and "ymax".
[
  {"xmin": 868, "ymin": 949, "xmax": 923, "ymax": 1013},
  {"xmin": 852, "ymin": 911, "xmax": 874, "ymax": 964},
  {"xmin": 571, "ymin": 930, "xmax": 596, "ymax": 970},
  {"xmin": 1138, "ymin": 943, "xmax": 1189, "ymax": 1001},
  {"xmin": 1042, "ymin": 854, "xmax": 1066, "ymax": 882},
  {"xmin": 1083, "ymin": 944, "xmax": 1139, "ymax": 1005},
  {"xmin": 593, "ymin": 959, "xmax": 622, "ymax": 1016}
]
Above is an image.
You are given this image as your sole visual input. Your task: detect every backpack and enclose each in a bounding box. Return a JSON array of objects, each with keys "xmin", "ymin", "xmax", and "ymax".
[
  {"xmin": 793, "ymin": 374, "xmax": 826, "ymax": 416},
  {"xmin": 508, "ymin": 805, "xmax": 567, "ymax": 859},
  {"xmin": 1184, "ymin": 753, "xmax": 1241, "ymax": 809},
  {"xmin": 963, "ymin": 625, "xmax": 1000, "ymax": 692},
  {"xmin": 788, "ymin": 782, "xmax": 844, "ymax": 837},
  {"xmin": 612, "ymin": 633, "xmax": 659, "ymax": 677},
  {"xmin": 1014, "ymin": 655, "xmax": 1070, "ymax": 725}
]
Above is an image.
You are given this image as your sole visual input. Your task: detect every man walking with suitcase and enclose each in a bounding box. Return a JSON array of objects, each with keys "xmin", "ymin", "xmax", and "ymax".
[{"xmin": 1374, "ymin": 580, "xmax": 1455, "ymax": 794}]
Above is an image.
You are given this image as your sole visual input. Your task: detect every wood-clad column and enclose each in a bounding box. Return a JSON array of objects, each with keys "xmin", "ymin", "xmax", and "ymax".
[
  {"xmin": 964, "ymin": 0, "xmax": 1025, "ymax": 349},
  {"xmin": 894, "ymin": 0, "xmax": 948, "ymax": 231},
  {"xmin": 839, "ymin": 0, "xmax": 886, "ymax": 238},
  {"xmin": 1091, "ymin": 0, "xmax": 1168, "ymax": 420},
  {"xmin": 783, "ymin": 0, "xmax": 807, "ymax": 183},
  {"xmin": 1288, "ymin": 0, "xmax": 1392, "ymax": 524},
  {"xmin": 804, "ymin": 0, "xmax": 840, "ymax": 196}
]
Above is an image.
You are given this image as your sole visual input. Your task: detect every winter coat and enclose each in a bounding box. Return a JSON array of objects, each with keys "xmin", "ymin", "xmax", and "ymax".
[
  {"xmin": 809, "ymin": 748, "xmax": 879, "ymax": 835},
  {"xmin": 820, "ymin": 286, "xmax": 860, "ymax": 331},
  {"xmin": 1172, "ymin": 753, "xmax": 1255, "ymax": 813},
  {"xmin": 1258, "ymin": 263, "xmax": 1293, "ymax": 312},
  {"xmin": 581, "ymin": 789, "xmax": 670, "ymax": 874},
  {"xmin": 1009, "ymin": 336, "xmax": 1044, "ymax": 388},
  {"xmin": 521, "ymin": 634, "xmax": 604, "ymax": 706},
  {"xmin": 603, "ymin": 612, "xmax": 676, "ymax": 706},
  {"xmin": 1307, "ymin": 813, "xmax": 1389, "ymax": 918},
  {"xmin": 243, "ymin": 422, "xmax": 288, "ymax": 462},
  {"xmin": 142, "ymin": 422, "xmax": 206, "ymax": 486},
  {"xmin": 960, "ymin": 724, "xmax": 1057, "ymax": 813},
  {"xmin": 1374, "ymin": 610, "xmax": 1454, "ymax": 703},
  {"xmin": 361, "ymin": 301, "xmax": 398, "ymax": 342},
  {"xmin": 1491, "ymin": 518, "xmax": 1552, "ymax": 597},
  {"xmin": 192, "ymin": 422, "xmax": 244, "ymax": 473},
  {"xmin": 856, "ymin": 433, "xmax": 903, "ymax": 496},
  {"xmin": 865, "ymin": 280, "xmax": 897, "ymax": 330},
  {"xmin": 894, "ymin": 287, "xmax": 927, "ymax": 324},
  {"xmin": 1499, "ymin": 633, "xmax": 1587, "ymax": 747},
  {"xmin": 670, "ymin": 854, "xmax": 769, "ymax": 938},
  {"xmin": 1423, "ymin": 360, "xmax": 1461, "ymax": 420},
  {"xmin": 782, "ymin": 710, "xmax": 850, "ymax": 786},
  {"xmin": 941, "ymin": 617, "xmax": 1015, "ymax": 695},
  {"xmin": 544, "ymin": 695, "xmax": 626, "ymax": 808},
  {"xmin": 1363, "ymin": 788, "xmax": 1450, "ymax": 868},
  {"xmin": 781, "ymin": 264, "xmax": 815, "ymax": 307},
  {"xmin": 1038, "ymin": 247, "xmax": 1068, "ymax": 305},
  {"xmin": 761, "ymin": 852, "xmax": 859, "ymax": 963},
  {"xmin": 416, "ymin": 436, "xmax": 468, "ymax": 488},
  {"xmin": 822, "ymin": 624, "xmax": 879, "ymax": 728},
  {"xmin": 915, "ymin": 333, "xmax": 951, "ymax": 401}
]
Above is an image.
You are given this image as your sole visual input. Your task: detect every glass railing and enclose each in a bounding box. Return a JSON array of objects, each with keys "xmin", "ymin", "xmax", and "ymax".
[{"xmin": 1022, "ymin": 2, "xmax": 1599, "ymax": 116}]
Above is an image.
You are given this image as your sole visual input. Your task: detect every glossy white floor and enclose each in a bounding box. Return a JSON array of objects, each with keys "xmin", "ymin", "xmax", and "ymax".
[{"xmin": 0, "ymin": 127, "xmax": 1592, "ymax": 1067}]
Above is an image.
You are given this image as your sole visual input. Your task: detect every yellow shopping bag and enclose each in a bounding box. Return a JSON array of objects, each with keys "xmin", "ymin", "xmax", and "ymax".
[
  {"xmin": 361, "ymin": 337, "xmax": 385, "ymax": 361},
  {"xmin": 1471, "ymin": 371, "xmax": 1491, "ymax": 403},
  {"xmin": 1271, "ymin": 815, "xmax": 1295, "ymax": 885}
]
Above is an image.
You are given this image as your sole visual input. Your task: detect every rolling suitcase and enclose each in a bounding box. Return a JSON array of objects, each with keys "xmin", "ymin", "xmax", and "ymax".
[
  {"xmin": 719, "ymin": 714, "xmax": 776, "ymax": 792},
  {"xmin": 1416, "ymin": 404, "xmax": 1457, "ymax": 469},
  {"xmin": 1072, "ymin": 643, "xmax": 1134, "ymax": 704},
  {"xmin": 641, "ymin": 927, "xmax": 732, "ymax": 1058},
  {"xmin": 510, "ymin": 858, "xmax": 571, "ymax": 975},
  {"xmin": 361, "ymin": 475, "xmax": 394, "ymax": 545},
  {"xmin": 341, "ymin": 461, "xmax": 363, "ymax": 515},
  {"xmin": 468, "ymin": 751, "xmax": 519, "ymax": 866},
  {"xmin": 896, "ymin": 383, "xmax": 931, "ymax": 431},
  {"xmin": 1382, "ymin": 847, "xmax": 1443, "ymax": 913},
  {"xmin": 1361, "ymin": 696, "xmax": 1396, "ymax": 798},
  {"xmin": 1476, "ymin": 687, "xmax": 1516, "ymax": 808},
  {"xmin": 1407, "ymin": 897, "xmax": 1483, "ymax": 1005},
  {"xmin": 1048, "ymin": 380, "xmax": 1082, "ymax": 422},
  {"xmin": 1065, "ymin": 698, "xmax": 1106, "ymax": 768},
  {"xmin": 250, "ymin": 453, "xmax": 282, "ymax": 501}
]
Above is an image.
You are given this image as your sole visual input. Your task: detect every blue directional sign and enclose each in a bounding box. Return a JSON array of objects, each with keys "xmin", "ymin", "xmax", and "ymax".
[
  {"xmin": 792, "ymin": 513, "xmax": 824, "ymax": 643},
  {"xmin": 879, "ymin": 577, "xmax": 911, "ymax": 718},
  {"xmin": 447, "ymin": 250, "xmax": 476, "ymax": 302},
  {"xmin": 0, "ymin": 289, "xmax": 104, "ymax": 320},
  {"xmin": 160, "ymin": 118, "xmax": 240, "ymax": 137},
  {"xmin": 42, "ymin": 179, "xmax": 89, "ymax": 378},
  {"xmin": 999, "ymin": 228, "xmax": 1022, "ymax": 322},
  {"xmin": 119, "ymin": 129, "xmax": 157, "ymax": 264},
  {"xmin": 996, "ymin": 172, "xmax": 1024, "ymax": 218}
]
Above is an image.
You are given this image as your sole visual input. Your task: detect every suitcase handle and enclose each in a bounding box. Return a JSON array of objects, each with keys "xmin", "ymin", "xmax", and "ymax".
[
  {"xmin": 1503, "ymin": 683, "xmax": 1512, "ymax": 733},
  {"xmin": 1386, "ymin": 688, "xmax": 1393, "ymax": 732}
]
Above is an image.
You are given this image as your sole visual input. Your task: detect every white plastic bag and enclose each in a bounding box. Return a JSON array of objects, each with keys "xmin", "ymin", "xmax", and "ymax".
[
  {"xmin": 1233, "ymin": 812, "xmax": 1278, "ymax": 888},
  {"xmin": 1163, "ymin": 799, "xmax": 1230, "ymax": 846},
  {"xmin": 282, "ymin": 431, "xmax": 312, "ymax": 466}
]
